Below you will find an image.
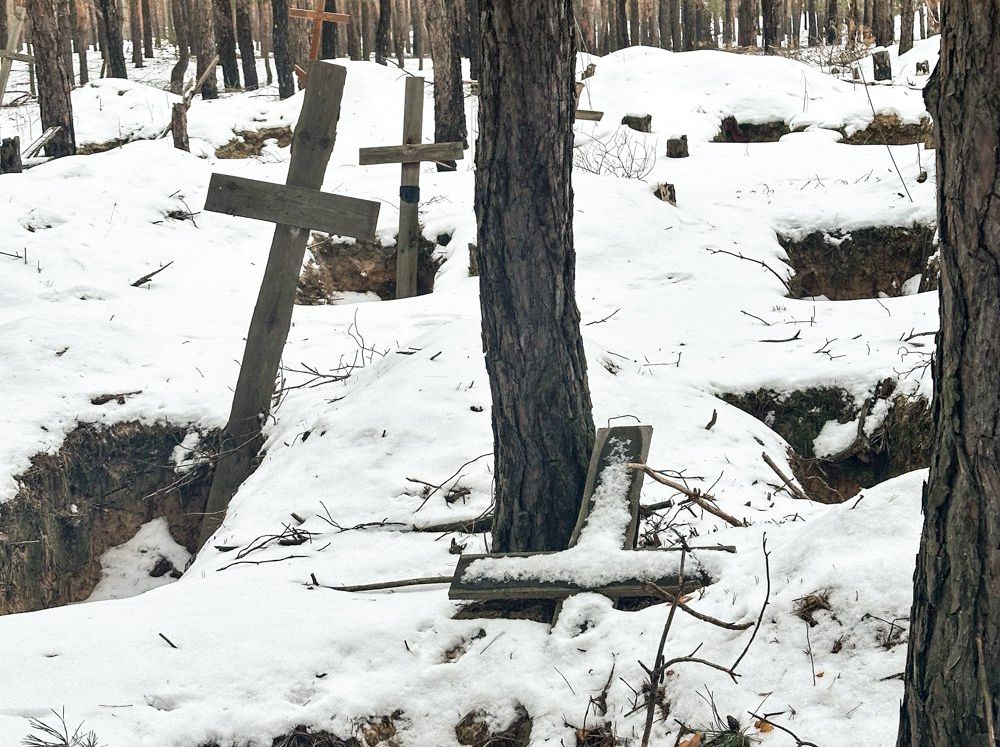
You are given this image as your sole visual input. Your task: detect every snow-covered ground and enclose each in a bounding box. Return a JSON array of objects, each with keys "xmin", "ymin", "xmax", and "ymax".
[{"xmin": 0, "ymin": 39, "xmax": 939, "ymax": 746}]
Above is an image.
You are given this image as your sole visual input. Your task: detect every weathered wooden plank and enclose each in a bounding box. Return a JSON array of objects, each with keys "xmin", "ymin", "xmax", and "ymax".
[
  {"xmin": 0, "ymin": 49, "xmax": 34, "ymax": 63},
  {"xmin": 359, "ymin": 141, "xmax": 465, "ymax": 166},
  {"xmin": 0, "ymin": 7, "xmax": 29, "ymax": 108},
  {"xmin": 575, "ymin": 110, "xmax": 604, "ymax": 121},
  {"xmin": 396, "ymin": 75, "xmax": 424, "ymax": 299},
  {"xmin": 449, "ymin": 552, "xmax": 710, "ymax": 600},
  {"xmin": 288, "ymin": 7, "xmax": 350, "ymax": 23},
  {"xmin": 22, "ymin": 126, "xmax": 60, "ymax": 158},
  {"xmin": 205, "ymin": 173, "xmax": 380, "ymax": 239}
]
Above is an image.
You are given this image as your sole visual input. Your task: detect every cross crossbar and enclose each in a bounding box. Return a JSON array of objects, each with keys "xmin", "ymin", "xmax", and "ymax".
[
  {"xmin": 0, "ymin": 49, "xmax": 33, "ymax": 64},
  {"xmin": 288, "ymin": 8, "xmax": 349, "ymax": 22},
  {"xmin": 449, "ymin": 425, "xmax": 709, "ymax": 603},
  {"xmin": 290, "ymin": 0, "xmax": 350, "ymax": 85},
  {"xmin": 574, "ymin": 81, "xmax": 604, "ymax": 122},
  {"xmin": 358, "ymin": 141, "xmax": 465, "ymax": 166}
]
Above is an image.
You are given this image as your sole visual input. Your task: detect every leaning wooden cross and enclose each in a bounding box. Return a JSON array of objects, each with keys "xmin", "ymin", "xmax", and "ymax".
[
  {"xmin": 359, "ymin": 76, "xmax": 465, "ymax": 299},
  {"xmin": 198, "ymin": 62, "xmax": 380, "ymax": 545},
  {"xmin": 450, "ymin": 425, "xmax": 709, "ymax": 609},
  {"xmin": 575, "ymin": 81, "xmax": 604, "ymax": 122},
  {"xmin": 289, "ymin": 0, "xmax": 350, "ymax": 85},
  {"xmin": 0, "ymin": 7, "xmax": 33, "ymax": 107}
]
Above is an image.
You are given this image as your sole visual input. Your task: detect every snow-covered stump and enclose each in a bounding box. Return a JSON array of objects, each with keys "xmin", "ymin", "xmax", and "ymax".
[
  {"xmin": 873, "ymin": 50, "xmax": 892, "ymax": 81},
  {"xmin": 0, "ymin": 136, "xmax": 22, "ymax": 173},
  {"xmin": 666, "ymin": 136, "xmax": 688, "ymax": 158},
  {"xmin": 621, "ymin": 113, "xmax": 652, "ymax": 133},
  {"xmin": 170, "ymin": 103, "xmax": 189, "ymax": 152}
]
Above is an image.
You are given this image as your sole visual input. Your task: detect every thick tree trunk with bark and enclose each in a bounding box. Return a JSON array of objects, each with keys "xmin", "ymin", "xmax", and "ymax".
[
  {"xmin": 192, "ymin": 0, "xmax": 218, "ymax": 97},
  {"xmin": 346, "ymin": 0, "xmax": 361, "ymax": 58},
  {"xmin": 374, "ymin": 0, "xmax": 389, "ymax": 63},
  {"xmin": 424, "ymin": 0, "xmax": 465, "ymax": 170},
  {"xmin": 234, "ymin": 0, "xmax": 257, "ymax": 88},
  {"xmin": 824, "ymin": 0, "xmax": 836, "ymax": 44},
  {"xmin": 898, "ymin": 6, "xmax": 1000, "ymax": 744},
  {"xmin": 26, "ymin": 0, "xmax": 77, "ymax": 156},
  {"xmin": 723, "ymin": 0, "xmax": 733, "ymax": 45},
  {"xmin": 97, "ymin": 0, "xmax": 128, "ymax": 77},
  {"xmin": 214, "ymin": 0, "xmax": 240, "ymax": 87},
  {"xmin": 898, "ymin": 0, "xmax": 914, "ymax": 54},
  {"xmin": 871, "ymin": 0, "xmax": 891, "ymax": 45},
  {"xmin": 409, "ymin": 0, "xmax": 423, "ymax": 68},
  {"xmin": 477, "ymin": 0, "xmax": 596, "ymax": 554},
  {"xmin": 141, "ymin": 0, "xmax": 154, "ymax": 55},
  {"xmin": 129, "ymin": 0, "xmax": 144, "ymax": 65},
  {"xmin": 737, "ymin": 0, "xmax": 754, "ymax": 46},
  {"xmin": 271, "ymin": 0, "xmax": 294, "ymax": 97},
  {"xmin": 627, "ymin": 0, "xmax": 640, "ymax": 44},
  {"xmin": 169, "ymin": 0, "xmax": 191, "ymax": 92},
  {"xmin": 761, "ymin": 0, "xmax": 779, "ymax": 50}
]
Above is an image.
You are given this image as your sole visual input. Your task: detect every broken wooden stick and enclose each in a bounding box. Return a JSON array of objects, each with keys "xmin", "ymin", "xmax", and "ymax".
[
  {"xmin": 131, "ymin": 260, "xmax": 174, "ymax": 287},
  {"xmin": 761, "ymin": 451, "xmax": 809, "ymax": 500},
  {"xmin": 309, "ymin": 575, "xmax": 453, "ymax": 592},
  {"xmin": 629, "ymin": 464, "xmax": 746, "ymax": 528}
]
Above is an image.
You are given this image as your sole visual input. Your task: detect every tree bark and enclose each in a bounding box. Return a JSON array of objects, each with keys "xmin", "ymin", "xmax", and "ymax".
[
  {"xmin": 214, "ymin": 0, "xmax": 240, "ymax": 87},
  {"xmin": 898, "ymin": 4, "xmax": 1000, "ymax": 746},
  {"xmin": 374, "ymin": 0, "xmax": 389, "ymax": 63},
  {"xmin": 346, "ymin": 0, "xmax": 361, "ymax": 58},
  {"xmin": 169, "ymin": 0, "xmax": 190, "ymax": 93},
  {"xmin": 871, "ymin": 0, "xmax": 891, "ymax": 46},
  {"xmin": 129, "ymin": 0, "xmax": 143, "ymax": 65},
  {"xmin": 26, "ymin": 0, "xmax": 77, "ymax": 157},
  {"xmin": 761, "ymin": 0, "xmax": 779, "ymax": 51},
  {"xmin": 271, "ymin": 0, "xmax": 294, "ymax": 97},
  {"xmin": 75, "ymin": 0, "xmax": 90, "ymax": 83},
  {"xmin": 424, "ymin": 0, "xmax": 465, "ymax": 170},
  {"xmin": 141, "ymin": 0, "xmax": 154, "ymax": 55},
  {"xmin": 477, "ymin": 0, "xmax": 596, "ymax": 554},
  {"xmin": 192, "ymin": 0, "xmax": 218, "ymax": 97},
  {"xmin": 824, "ymin": 0, "xmax": 836, "ymax": 44},
  {"xmin": 737, "ymin": 0, "xmax": 754, "ymax": 46},
  {"xmin": 465, "ymin": 0, "xmax": 480, "ymax": 79},
  {"xmin": 722, "ymin": 0, "xmax": 733, "ymax": 45},
  {"xmin": 97, "ymin": 0, "xmax": 129, "ymax": 77},
  {"xmin": 409, "ymin": 0, "xmax": 423, "ymax": 68},
  {"xmin": 393, "ymin": 0, "xmax": 408, "ymax": 68},
  {"xmin": 627, "ymin": 0, "xmax": 640, "ymax": 44},
  {"xmin": 234, "ymin": 0, "xmax": 257, "ymax": 88},
  {"xmin": 898, "ymin": 0, "xmax": 914, "ymax": 54}
]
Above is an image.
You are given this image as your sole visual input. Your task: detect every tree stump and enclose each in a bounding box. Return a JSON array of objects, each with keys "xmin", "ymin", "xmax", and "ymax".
[
  {"xmin": 654, "ymin": 183, "xmax": 676, "ymax": 205},
  {"xmin": 0, "ymin": 137, "xmax": 22, "ymax": 173},
  {"xmin": 666, "ymin": 135, "xmax": 689, "ymax": 158},
  {"xmin": 171, "ymin": 103, "xmax": 190, "ymax": 151},
  {"xmin": 873, "ymin": 50, "xmax": 892, "ymax": 81},
  {"xmin": 622, "ymin": 113, "xmax": 652, "ymax": 133}
]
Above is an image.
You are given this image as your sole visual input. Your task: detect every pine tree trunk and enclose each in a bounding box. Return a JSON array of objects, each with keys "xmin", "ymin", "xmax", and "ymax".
[
  {"xmin": 737, "ymin": 0, "xmax": 754, "ymax": 46},
  {"xmin": 898, "ymin": 4, "xmax": 1000, "ymax": 745},
  {"xmin": 214, "ymin": 0, "xmax": 240, "ymax": 87},
  {"xmin": 681, "ymin": 0, "xmax": 694, "ymax": 48},
  {"xmin": 26, "ymin": 0, "xmax": 77, "ymax": 156},
  {"xmin": 169, "ymin": 0, "xmax": 190, "ymax": 92},
  {"xmin": 410, "ymin": 0, "xmax": 423, "ymax": 68},
  {"xmin": 898, "ymin": 0, "xmax": 914, "ymax": 54},
  {"xmin": 424, "ymin": 0, "xmax": 465, "ymax": 170},
  {"xmin": 192, "ymin": 0, "xmax": 218, "ymax": 97},
  {"xmin": 141, "ymin": 0, "xmax": 154, "ymax": 55},
  {"xmin": 234, "ymin": 0, "xmax": 256, "ymax": 88},
  {"xmin": 271, "ymin": 0, "xmax": 294, "ymax": 97},
  {"xmin": 627, "ymin": 0, "xmax": 640, "ymax": 44},
  {"xmin": 872, "ymin": 0, "xmax": 891, "ymax": 45},
  {"xmin": 129, "ymin": 0, "xmax": 143, "ymax": 65},
  {"xmin": 321, "ymin": 0, "xmax": 337, "ymax": 57},
  {"xmin": 361, "ymin": 0, "xmax": 373, "ymax": 59},
  {"xmin": 465, "ymin": 0, "xmax": 480, "ymax": 79},
  {"xmin": 374, "ymin": 0, "xmax": 389, "ymax": 63},
  {"xmin": 260, "ymin": 0, "xmax": 274, "ymax": 83},
  {"xmin": 723, "ymin": 0, "xmax": 733, "ymax": 45},
  {"xmin": 75, "ymin": 0, "xmax": 90, "ymax": 83},
  {"xmin": 761, "ymin": 0, "xmax": 779, "ymax": 50},
  {"xmin": 641, "ymin": 0, "xmax": 658, "ymax": 46},
  {"xmin": 824, "ymin": 0, "xmax": 836, "ymax": 44},
  {"xmin": 658, "ymin": 0, "xmax": 673, "ymax": 48},
  {"xmin": 613, "ymin": 0, "xmax": 628, "ymax": 49},
  {"xmin": 477, "ymin": 0, "xmax": 596, "ymax": 554},
  {"xmin": 393, "ymin": 0, "xmax": 407, "ymax": 68},
  {"xmin": 97, "ymin": 0, "xmax": 129, "ymax": 76},
  {"xmin": 346, "ymin": 0, "xmax": 361, "ymax": 58}
]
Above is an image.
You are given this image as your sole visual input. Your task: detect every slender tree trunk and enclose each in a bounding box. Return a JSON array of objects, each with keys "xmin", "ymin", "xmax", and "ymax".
[
  {"xmin": 410, "ymin": 0, "xmax": 423, "ymax": 68},
  {"xmin": 393, "ymin": 0, "xmax": 407, "ymax": 67},
  {"xmin": 898, "ymin": 4, "xmax": 1000, "ymax": 746},
  {"xmin": 141, "ymin": 0, "xmax": 154, "ymax": 55},
  {"xmin": 271, "ymin": 0, "xmax": 293, "ymax": 97},
  {"xmin": 872, "ymin": 0, "xmax": 891, "ymax": 45},
  {"xmin": 26, "ymin": 0, "xmax": 77, "ymax": 156},
  {"xmin": 761, "ymin": 0, "xmax": 779, "ymax": 50},
  {"xmin": 321, "ymin": 0, "xmax": 337, "ymax": 57},
  {"xmin": 361, "ymin": 0, "xmax": 373, "ymax": 59},
  {"xmin": 477, "ymin": 0, "xmax": 596, "ymax": 555},
  {"xmin": 925, "ymin": 0, "xmax": 939, "ymax": 33},
  {"xmin": 97, "ymin": 0, "xmax": 128, "ymax": 76},
  {"xmin": 260, "ymin": 0, "xmax": 273, "ymax": 83},
  {"xmin": 627, "ymin": 0, "xmax": 640, "ymax": 44},
  {"xmin": 129, "ymin": 0, "xmax": 143, "ymax": 65},
  {"xmin": 424, "ymin": 0, "xmax": 465, "ymax": 170},
  {"xmin": 613, "ymin": 0, "xmax": 628, "ymax": 49},
  {"xmin": 374, "ymin": 0, "xmax": 389, "ymax": 62},
  {"xmin": 898, "ymin": 0, "xmax": 914, "ymax": 53},
  {"xmin": 824, "ymin": 0, "xmax": 836, "ymax": 44},
  {"xmin": 345, "ymin": 0, "xmax": 360, "ymax": 58},
  {"xmin": 234, "ymin": 0, "xmax": 256, "ymax": 88},
  {"xmin": 75, "ymin": 0, "xmax": 90, "ymax": 83},
  {"xmin": 658, "ymin": 0, "xmax": 673, "ymax": 48},
  {"xmin": 465, "ymin": 0, "xmax": 480, "ymax": 78},
  {"xmin": 681, "ymin": 0, "xmax": 694, "ymax": 48},
  {"xmin": 737, "ymin": 0, "xmax": 754, "ymax": 45},
  {"xmin": 169, "ymin": 0, "xmax": 190, "ymax": 92},
  {"xmin": 723, "ymin": 0, "xmax": 733, "ymax": 45},
  {"xmin": 214, "ymin": 0, "xmax": 240, "ymax": 86},
  {"xmin": 191, "ymin": 0, "xmax": 218, "ymax": 96}
]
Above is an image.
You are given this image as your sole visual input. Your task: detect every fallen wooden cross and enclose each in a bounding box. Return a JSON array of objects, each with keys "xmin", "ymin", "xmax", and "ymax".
[
  {"xmin": 574, "ymin": 81, "xmax": 604, "ymax": 122},
  {"xmin": 449, "ymin": 425, "xmax": 711, "ymax": 606},
  {"xmin": 359, "ymin": 76, "xmax": 465, "ymax": 299},
  {"xmin": 0, "ymin": 7, "xmax": 32, "ymax": 108},
  {"xmin": 289, "ymin": 0, "xmax": 350, "ymax": 85},
  {"xmin": 21, "ymin": 126, "xmax": 60, "ymax": 159},
  {"xmin": 197, "ymin": 61, "xmax": 381, "ymax": 546}
]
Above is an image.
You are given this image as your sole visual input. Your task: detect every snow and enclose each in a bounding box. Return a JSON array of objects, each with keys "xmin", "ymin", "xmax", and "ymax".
[
  {"xmin": 88, "ymin": 518, "xmax": 191, "ymax": 602},
  {"xmin": 0, "ymin": 38, "xmax": 939, "ymax": 747}
]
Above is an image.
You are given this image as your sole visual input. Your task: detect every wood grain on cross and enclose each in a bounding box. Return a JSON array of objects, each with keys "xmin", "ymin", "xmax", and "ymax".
[
  {"xmin": 450, "ymin": 425, "xmax": 709, "ymax": 609},
  {"xmin": 289, "ymin": 0, "xmax": 350, "ymax": 84},
  {"xmin": 198, "ymin": 62, "xmax": 380, "ymax": 546},
  {"xmin": 0, "ymin": 7, "xmax": 33, "ymax": 107},
  {"xmin": 359, "ymin": 76, "xmax": 464, "ymax": 299},
  {"xmin": 574, "ymin": 81, "xmax": 603, "ymax": 122}
]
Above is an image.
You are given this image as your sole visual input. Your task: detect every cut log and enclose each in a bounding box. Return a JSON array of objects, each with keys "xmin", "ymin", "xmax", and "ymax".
[
  {"xmin": 666, "ymin": 136, "xmax": 689, "ymax": 158},
  {"xmin": 622, "ymin": 113, "xmax": 652, "ymax": 132},
  {"xmin": 0, "ymin": 137, "xmax": 22, "ymax": 173}
]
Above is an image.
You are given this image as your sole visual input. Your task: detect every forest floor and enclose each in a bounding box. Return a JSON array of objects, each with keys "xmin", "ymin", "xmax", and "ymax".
[{"xmin": 0, "ymin": 37, "xmax": 942, "ymax": 746}]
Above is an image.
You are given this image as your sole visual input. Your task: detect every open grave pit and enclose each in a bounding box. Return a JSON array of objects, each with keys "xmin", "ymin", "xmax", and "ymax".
[
  {"xmin": 721, "ymin": 381, "xmax": 931, "ymax": 503},
  {"xmin": 297, "ymin": 232, "xmax": 444, "ymax": 303},
  {"xmin": 215, "ymin": 127, "xmax": 294, "ymax": 159},
  {"xmin": 0, "ymin": 421, "xmax": 217, "ymax": 616},
  {"xmin": 779, "ymin": 223, "xmax": 937, "ymax": 300}
]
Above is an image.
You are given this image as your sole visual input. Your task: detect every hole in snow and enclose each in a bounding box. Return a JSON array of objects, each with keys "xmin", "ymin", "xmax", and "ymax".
[
  {"xmin": 0, "ymin": 422, "xmax": 216, "ymax": 615},
  {"xmin": 297, "ymin": 233, "xmax": 442, "ymax": 304},
  {"xmin": 778, "ymin": 223, "xmax": 937, "ymax": 300},
  {"xmin": 720, "ymin": 383, "xmax": 931, "ymax": 503}
]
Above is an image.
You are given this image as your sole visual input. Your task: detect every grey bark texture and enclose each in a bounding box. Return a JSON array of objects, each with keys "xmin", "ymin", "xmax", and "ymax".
[{"xmin": 26, "ymin": 0, "xmax": 77, "ymax": 156}]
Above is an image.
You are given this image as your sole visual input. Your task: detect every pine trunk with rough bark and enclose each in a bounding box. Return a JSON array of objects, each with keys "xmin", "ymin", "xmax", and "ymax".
[
  {"xmin": 75, "ymin": 0, "xmax": 90, "ymax": 83},
  {"xmin": 234, "ymin": 0, "xmax": 257, "ymax": 88},
  {"xmin": 737, "ymin": 0, "xmax": 754, "ymax": 46},
  {"xmin": 271, "ymin": 0, "xmax": 294, "ymax": 97},
  {"xmin": 872, "ymin": 0, "xmax": 891, "ymax": 45},
  {"xmin": 129, "ymin": 0, "xmax": 143, "ymax": 65},
  {"xmin": 98, "ymin": 0, "xmax": 129, "ymax": 76},
  {"xmin": 169, "ymin": 0, "xmax": 190, "ymax": 92},
  {"xmin": 898, "ymin": 0, "xmax": 914, "ymax": 54},
  {"xmin": 627, "ymin": 0, "xmax": 640, "ymax": 44},
  {"xmin": 825, "ymin": 0, "xmax": 836, "ymax": 44},
  {"xmin": 374, "ymin": 0, "xmax": 389, "ymax": 63},
  {"xmin": 214, "ymin": 0, "xmax": 240, "ymax": 87},
  {"xmin": 141, "ymin": 0, "xmax": 154, "ymax": 55},
  {"xmin": 477, "ymin": 0, "xmax": 596, "ymax": 555},
  {"xmin": 346, "ymin": 0, "xmax": 361, "ymax": 58},
  {"xmin": 27, "ymin": 0, "xmax": 77, "ymax": 156},
  {"xmin": 898, "ymin": 3, "xmax": 1000, "ymax": 745},
  {"xmin": 723, "ymin": 0, "xmax": 733, "ymax": 45},
  {"xmin": 409, "ymin": 0, "xmax": 423, "ymax": 68},
  {"xmin": 424, "ymin": 0, "xmax": 465, "ymax": 170},
  {"xmin": 761, "ymin": 0, "xmax": 779, "ymax": 50},
  {"xmin": 192, "ymin": 0, "xmax": 218, "ymax": 97}
]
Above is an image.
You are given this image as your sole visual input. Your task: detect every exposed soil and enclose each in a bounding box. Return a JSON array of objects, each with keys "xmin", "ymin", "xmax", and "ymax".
[
  {"xmin": 714, "ymin": 115, "xmax": 794, "ymax": 143},
  {"xmin": 297, "ymin": 234, "xmax": 442, "ymax": 303},
  {"xmin": 779, "ymin": 223, "xmax": 937, "ymax": 300},
  {"xmin": 720, "ymin": 383, "xmax": 931, "ymax": 503},
  {"xmin": 456, "ymin": 706, "xmax": 532, "ymax": 747},
  {"xmin": 839, "ymin": 114, "xmax": 933, "ymax": 145},
  {"xmin": 78, "ymin": 138, "xmax": 130, "ymax": 155},
  {"xmin": 0, "ymin": 421, "xmax": 216, "ymax": 615},
  {"xmin": 215, "ymin": 127, "xmax": 294, "ymax": 159}
]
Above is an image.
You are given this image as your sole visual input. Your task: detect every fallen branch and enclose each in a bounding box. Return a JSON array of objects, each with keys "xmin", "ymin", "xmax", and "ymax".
[
  {"xmin": 747, "ymin": 711, "xmax": 819, "ymax": 747},
  {"xmin": 309, "ymin": 575, "xmax": 453, "ymax": 592},
  {"xmin": 643, "ymin": 581, "xmax": 753, "ymax": 630},
  {"xmin": 131, "ymin": 260, "xmax": 174, "ymax": 287},
  {"xmin": 760, "ymin": 330, "xmax": 802, "ymax": 343},
  {"xmin": 410, "ymin": 515, "xmax": 493, "ymax": 534},
  {"xmin": 630, "ymin": 464, "xmax": 747, "ymax": 528},
  {"xmin": 761, "ymin": 452, "xmax": 809, "ymax": 500},
  {"xmin": 707, "ymin": 248, "xmax": 792, "ymax": 292}
]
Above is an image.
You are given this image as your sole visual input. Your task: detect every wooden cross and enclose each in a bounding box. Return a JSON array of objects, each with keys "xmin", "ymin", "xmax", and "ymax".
[
  {"xmin": 0, "ymin": 7, "xmax": 34, "ymax": 108},
  {"xmin": 449, "ymin": 425, "xmax": 710, "ymax": 612},
  {"xmin": 575, "ymin": 81, "xmax": 604, "ymax": 122},
  {"xmin": 289, "ymin": 0, "xmax": 350, "ymax": 85},
  {"xmin": 359, "ymin": 76, "xmax": 465, "ymax": 299},
  {"xmin": 198, "ymin": 62, "xmax": 381, "ymax": 545}
]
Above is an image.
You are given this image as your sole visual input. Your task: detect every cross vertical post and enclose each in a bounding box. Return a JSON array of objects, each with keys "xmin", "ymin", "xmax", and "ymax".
[
  {"xmin": 0, "ymin": 8, "xmax": 34, "ymax": 107},
  {"xmin": 358, "ymin": 76, "xmax": 465, "ymax": 299},
  {"xmin": 288, "ymin": 0, "xmax": 350, "ymax": 84}
]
